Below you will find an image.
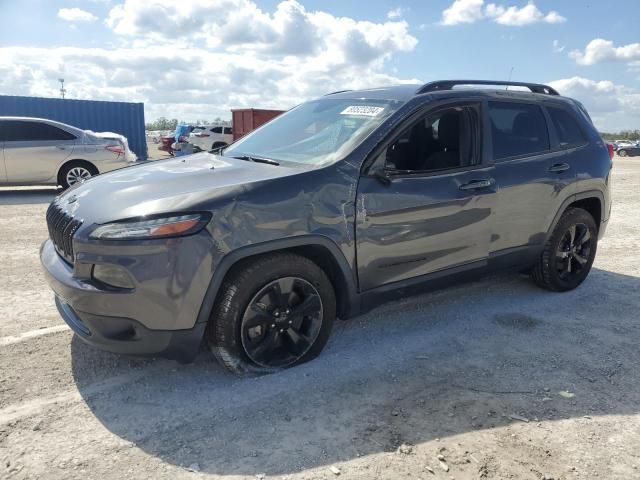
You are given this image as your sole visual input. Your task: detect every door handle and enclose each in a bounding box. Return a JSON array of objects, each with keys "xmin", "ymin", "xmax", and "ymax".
[
  {"xmin": 459, "ymin": 179, "xmax": 494, "ymax": 191},
  {"xmin": 548, "ymin": 163, "xmax": 570, "ymax": 173},
  {"xmin": 56, "ymin": 145, "xmax": 67, "ymax": 150}
]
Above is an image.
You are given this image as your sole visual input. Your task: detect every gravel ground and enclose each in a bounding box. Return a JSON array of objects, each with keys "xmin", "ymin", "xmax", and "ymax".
[{"xmin": 0, "ymin": 157, "xmax": 639, "ymax": 480}]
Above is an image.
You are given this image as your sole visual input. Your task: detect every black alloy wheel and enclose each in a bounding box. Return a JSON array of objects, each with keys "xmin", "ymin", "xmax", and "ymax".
[
  {"xmin": 555, "ymin": 223, "xmax": 592, "ymax": 281},
  {"xmin": 532, "ymin": 207, "xmax": 598, "ymax": 292},
  {"xmin": 240, "ymin": 276, "xmax": 323, "ymax": 369}
]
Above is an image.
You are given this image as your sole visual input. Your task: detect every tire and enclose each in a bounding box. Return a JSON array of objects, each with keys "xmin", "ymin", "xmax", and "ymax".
[
  {"xmin": 59, "ymin": 161, "xmax": 98, "ymax": 189},
  {"xmin": 531, "ymin": 207, "xmax": 598, "ymax": 292},
  {"xmin": 618, "ymin": 149, "xmax": 627, "ymax": 157},
  {"xmin": 207, "ymin": 253, "xmax": 336, "ymax": 376},
  {"xmin": 211, "ymin": 142, "xmax": 228, "ymax": 150}
]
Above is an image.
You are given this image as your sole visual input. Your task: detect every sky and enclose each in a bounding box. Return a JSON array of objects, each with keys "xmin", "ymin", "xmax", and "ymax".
[{"xmin": 1, "ymin": 0, "xmax": 639, "ymax": 131}]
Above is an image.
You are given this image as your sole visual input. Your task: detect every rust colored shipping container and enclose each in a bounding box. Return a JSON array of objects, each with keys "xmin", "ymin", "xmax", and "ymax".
[{"xmin": 231, "ymin": 108, "xmax": 285, "ymax": 141}]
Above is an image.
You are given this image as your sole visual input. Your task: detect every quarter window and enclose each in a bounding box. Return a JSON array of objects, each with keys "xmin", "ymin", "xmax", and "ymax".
[
  {"xmin": 547, "ymin": 106, "xmax": 587, "ymax": 147},
  {"xmin": 489, "ymin": 102, "xmax": 549, "ymax": 160}
]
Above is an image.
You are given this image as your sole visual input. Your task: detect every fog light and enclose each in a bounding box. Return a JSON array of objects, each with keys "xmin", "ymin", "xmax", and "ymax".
[{"xmin": 92, "ymin": 264, "xmax": 135, "ymax": 289}]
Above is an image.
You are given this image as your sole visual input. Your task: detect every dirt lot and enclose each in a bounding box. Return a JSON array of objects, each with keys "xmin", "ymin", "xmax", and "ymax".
[{"xmin": 0, "ymin": 157, "xmax": 639, "ymax": 480}]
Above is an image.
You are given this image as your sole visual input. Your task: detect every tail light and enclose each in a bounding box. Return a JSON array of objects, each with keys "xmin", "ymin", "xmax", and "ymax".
[
  {"xmin": 106, "ymin": 145, "xmax": 125, "ymax": 155},
  {"xmin": 607, "ymin": 143, "xmax": 615, "ymax": 160}
]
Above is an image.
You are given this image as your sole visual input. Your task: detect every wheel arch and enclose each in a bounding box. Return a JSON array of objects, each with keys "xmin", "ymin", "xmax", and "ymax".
[
  {"xmin": 546, "ymin": 190, "xmax": 604, "ymax": 242},
  {"xmin": 195, "ymin": 236, "xmax": 359, "ymax": 327},
  {"xmin": 57, "ymin": 159, "xmax": 99, "ymax": 185}
]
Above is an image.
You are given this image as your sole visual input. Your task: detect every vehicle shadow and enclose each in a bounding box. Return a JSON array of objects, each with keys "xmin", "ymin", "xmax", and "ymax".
[
  {"xmin": 0, "ymin": 187, "xmax": 59, "ymax": 205},
  {"xmin": 70, "ymin": 267, "xmax": 640, "ymax": 476}
]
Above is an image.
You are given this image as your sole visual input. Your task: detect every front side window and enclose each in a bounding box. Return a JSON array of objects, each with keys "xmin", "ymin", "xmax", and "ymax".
[
  {"xmin": 547, "ymin": 106, "xmax": 587, "ymax": 147},
  {"xmin": 489, "ymin": 102, "xmax": 549, "ymax": 160},
  {"xmin": 383, "ymin": 106, "xmax": 478, "ymax": 173},
  {"xmin": 224, "ymin": 98, "xmax": 403, "ymax": 166}
]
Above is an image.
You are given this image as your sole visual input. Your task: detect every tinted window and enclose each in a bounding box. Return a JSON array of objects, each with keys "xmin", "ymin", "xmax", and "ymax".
[
  {"xmin": 489, "ymin": 102, "xmax": 549, "ymax": 160},
  {"xmin": 384, "ymin": 106, "xmax": 478, "ymax": 172},
  {"xmin": 223, "ymin": 127, "xmax": 232, "ymax": 134},
  {"xmin": 210, "ymin": 126, "xmax": 223, "ymax": 134},
  {"xmin": 547, "ymin": 106, "xmax": 587, "ymax": 147},
  {"xmin": 4, "ymin": 121, "xmax": 76, "ymax": 141}
]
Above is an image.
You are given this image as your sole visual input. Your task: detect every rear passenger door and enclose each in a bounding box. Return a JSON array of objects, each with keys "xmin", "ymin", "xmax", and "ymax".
[
  {"xmin": 3, "ymin": 120, "xmax": 76, "ymax": 184},
  {"xmin": 488, "ymin": 100, "xmax": 575, "ymax": 258}
]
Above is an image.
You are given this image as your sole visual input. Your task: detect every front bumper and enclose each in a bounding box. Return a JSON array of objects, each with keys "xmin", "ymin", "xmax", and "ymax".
[
  {"xmin": 40, "ymin": 237, "xmax": 214, "ymax": 362},
  {"xmin": 54, "ymin": 296, "xmax": 205, "ymax": 362}
]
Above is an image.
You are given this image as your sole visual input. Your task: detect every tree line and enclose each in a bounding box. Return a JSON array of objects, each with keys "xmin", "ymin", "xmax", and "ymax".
[
  {"xmin": 145, "ymin": 117, "xmax": 230, "ymax": 131},
  {"xmin": 600, "ymin": 130, "xmax": 640, "ymax": 141}
]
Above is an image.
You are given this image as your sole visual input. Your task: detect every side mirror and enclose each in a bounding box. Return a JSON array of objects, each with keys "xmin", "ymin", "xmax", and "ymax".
[{"xmin": 370, "ymin": 168, "xmax": 392, "ymax": 186}]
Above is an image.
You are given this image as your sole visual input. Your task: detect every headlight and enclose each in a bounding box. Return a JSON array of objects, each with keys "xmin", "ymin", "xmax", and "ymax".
[{"xmin": 89, "ymin": 213, "xmax": 209, "ymax": 240}]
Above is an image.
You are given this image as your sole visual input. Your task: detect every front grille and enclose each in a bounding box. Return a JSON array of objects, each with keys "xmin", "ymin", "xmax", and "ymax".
[{"xmin": 46, "ymin": 203, "xmax": 83, "ymax": 262}]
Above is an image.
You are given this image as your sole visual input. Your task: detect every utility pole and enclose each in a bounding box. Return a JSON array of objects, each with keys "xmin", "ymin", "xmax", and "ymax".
[{"xmin": 58, "ymin": 78, "xmax": 66, "ymax": 99}]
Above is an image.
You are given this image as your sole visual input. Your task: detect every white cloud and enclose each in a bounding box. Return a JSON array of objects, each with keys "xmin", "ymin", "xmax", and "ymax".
[
  {"xmin": 440, "ymin": 0, "xmax": 565, "ymax": 26},
  {"xmin": 106, "ymin": 0, "xmax": 417, "ymax": 61},
  {"xmin": 553, "ymin": 39, "xmax": 565, "ymax": 53},
  {"xmin": 57, "ymin": 7, "xmax": 98, "ymax": 22},
  {"xmin": 570, "ymin": 38, "xmax": 640, "ymax": 66},
  {"xmin": 0, "ymin": 1, "xmax": 419, "ymax": 122},
  {"xmin": 441, "ymin": 0, "xmax": 485, "ymax": 25},
  {"xmin": 548, "ymin": 77, "xmax": 640, "ymax": 131},
  {"xmin": 387, "ymin": 8, "xmax": 405, "ymax": 19},
  {"xmin": 485, "ymin": 2, "xmax": 565, "ymax": 25}
]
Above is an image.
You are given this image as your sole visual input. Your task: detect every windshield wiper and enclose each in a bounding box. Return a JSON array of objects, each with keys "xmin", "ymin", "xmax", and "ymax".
[{"xmin": 231, "ymin": 155, "xmax": 280, "ymax": 166}]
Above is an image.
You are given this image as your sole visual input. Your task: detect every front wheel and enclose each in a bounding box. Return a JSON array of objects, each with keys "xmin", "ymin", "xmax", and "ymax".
[
  {"xmin": 532, "ymin": 208, "xmax": 598, "ymax": 292},
  {"xmin": 618, "ymin": 149, "xmax": 627, "ymax": 157},
  {"xmin": 207, "ymin": 253, "xmax": 336, "ymax": 376}
]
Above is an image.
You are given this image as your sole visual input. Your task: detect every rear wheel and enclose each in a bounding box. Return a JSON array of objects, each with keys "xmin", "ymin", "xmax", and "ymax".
[
  {"xmin": 59, "ymin": 162, "xmax": 98, "ymax": 189},
  {"xmin": 532, "ymin": 208, "xmax": 598, "ymax": 292},
  {"xmin": 207, "ymin": 253, "xmax": 336, "ymax": 375}
]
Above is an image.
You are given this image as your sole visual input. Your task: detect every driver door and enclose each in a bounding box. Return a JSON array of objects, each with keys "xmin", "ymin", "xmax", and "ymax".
[{"xmin": 355, "ymin": 102, "xmax": 496, "ymax": 291}]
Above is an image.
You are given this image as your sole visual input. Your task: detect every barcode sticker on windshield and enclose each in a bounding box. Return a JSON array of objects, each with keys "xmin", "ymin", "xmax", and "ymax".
[{"xmin": 340, "ymin": 106, "xmax": 384, "ymax": 117}]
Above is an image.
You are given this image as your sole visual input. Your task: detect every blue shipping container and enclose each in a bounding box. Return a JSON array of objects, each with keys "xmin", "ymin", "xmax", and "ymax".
[{"xmin": 0, "ymin": 95, "xmax": 147, "ymax": 160}]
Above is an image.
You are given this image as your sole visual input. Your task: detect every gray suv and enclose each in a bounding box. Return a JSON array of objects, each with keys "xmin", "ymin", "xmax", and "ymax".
[{"xmin": 40, "ymin": 80, "xmax": 612, "ymax": 375}]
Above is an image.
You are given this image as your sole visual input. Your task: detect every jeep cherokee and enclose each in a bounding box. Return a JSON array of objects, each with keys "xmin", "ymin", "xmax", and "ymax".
[{"xmin": 40, "ymin": 80, "xmax": 612, "ymax": 375}]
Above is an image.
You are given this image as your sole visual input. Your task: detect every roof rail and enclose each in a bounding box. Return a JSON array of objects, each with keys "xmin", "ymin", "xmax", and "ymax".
[
  {"xmin": 416, "ymin": 80, "xmax": 559, "ymax": 96},
  {"xmin": 324, "ymin": 89, "xmax": 352, "ymax": 96}
]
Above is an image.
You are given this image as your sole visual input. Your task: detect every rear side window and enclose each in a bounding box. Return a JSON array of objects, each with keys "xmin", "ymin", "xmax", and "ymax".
[
  {"xmin": 210, "ymin": 126, "xmax": 223, "ymax": 134},
  {"xmin": 489, "ymin": 102, "xmax": 549, "ymax": 160},
  {"xmin": 3, "ymin": 121, "xmax": 76, "ymax": 141},
  {"xmin": 546, "ymin": 106, "xmax": 587, "ymax": 147},
  {"xmin": 223, "ymin": 127, "xmax": 232, "ymax": 135}
]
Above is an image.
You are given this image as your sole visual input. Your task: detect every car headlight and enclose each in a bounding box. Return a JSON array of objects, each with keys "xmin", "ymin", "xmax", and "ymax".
[{"xmin": 89, "ymin": 213, "xmax": 209, "ymax": 240}]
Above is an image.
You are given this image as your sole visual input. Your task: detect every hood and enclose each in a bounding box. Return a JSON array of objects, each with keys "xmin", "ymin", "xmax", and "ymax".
[{"xmin": 57, "ymin": 153, "xmax": 303, "ymax": 224}]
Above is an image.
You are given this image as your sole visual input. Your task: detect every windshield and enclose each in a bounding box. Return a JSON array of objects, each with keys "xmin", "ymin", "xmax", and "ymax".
[{"xmin": 223, "ymin": 98, "xmax": 404, "ymax": 166}]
